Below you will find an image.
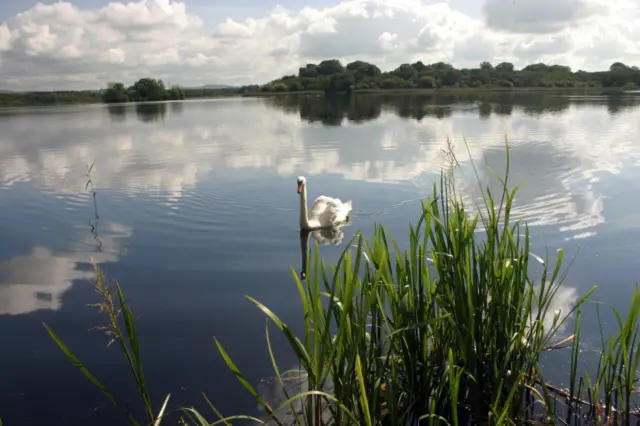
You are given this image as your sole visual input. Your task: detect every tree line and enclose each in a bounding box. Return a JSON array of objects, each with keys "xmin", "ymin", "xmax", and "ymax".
[
  {"xmin": 0, "ymin": 90, "xmax": 105, "ymax": 107},
  {"xmin": 0, "ymin": 78, "xmax": 239, "ymax": 107},
  {"xmin": 246, "ymin": 60, "xmax": 640, "ymax": 94},
  {"xmin": 1, "ymin": 60, "xmax": 639, "ymax": 107},
  {"xmin": 102, "ymin": 78, "xmax": 186, "ymax": 103}
]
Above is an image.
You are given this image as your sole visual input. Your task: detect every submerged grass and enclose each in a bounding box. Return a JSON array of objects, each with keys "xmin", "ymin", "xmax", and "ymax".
[{"xmin": 42, "ymin": 136, "xmax": 640, "ymax": 425}]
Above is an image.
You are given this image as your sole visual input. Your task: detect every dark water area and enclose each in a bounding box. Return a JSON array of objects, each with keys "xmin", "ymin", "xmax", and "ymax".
[{"xmin": 1, "ymin": 92, "xmax": 640, "ymax": 424}]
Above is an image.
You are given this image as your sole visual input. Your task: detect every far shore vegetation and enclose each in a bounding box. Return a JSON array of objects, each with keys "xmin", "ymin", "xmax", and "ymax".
[
  {"xmin": 1, "ymin": 59, "xmax": 639, "ymax": 107},
  {"xmin": 248, "ymin": 59, "xmax": 640, "ymax": 95},
  {"xmin": 33, "ymin": 139, "xmax": 640, "ymax": 426}
]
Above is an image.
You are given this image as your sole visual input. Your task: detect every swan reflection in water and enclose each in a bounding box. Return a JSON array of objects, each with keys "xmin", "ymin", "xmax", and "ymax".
[
  {"xmin": 253, "ymin": 226, "xmax": 349, "ymax": 424},
  {"xmin": 299, "ymin": 223, "xmax": 350, "ymax": 280},
  {"xmin": 256, "ymin": 367, "xmax": 335, "ymax": 425}
]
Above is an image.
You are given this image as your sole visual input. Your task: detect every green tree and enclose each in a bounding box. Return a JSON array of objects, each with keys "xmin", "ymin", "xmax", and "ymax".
[
  {"xmin": 495, "ymin": 62, "xmax": 515, "ymax": 74},
  {"xmin": 272, "ymin": 83, "xmax": 288, "ymax": 92},
  {"xmin": 480, "ymin": 61, "xmax": 493, "ymax": 71},
  {"xmin": 128, "ymin": 78, "xmax": 169, "ymax": 102},
  {"xmin": 317, "ymin": 59, "xmax": 345, "ymax": 75},
  {"xmin": 299, "ymin": 64, "xmax": 319, "ymax": 78},
  {"xmin": 168, "ymin": 86, "xmax": 185, "ymax": 100},
  {"xmin": 346, "ymin": 60, "xmax": 381, "ymax": 78},
  {"xmin": 102, "ymin": 82, "xmax": 129, "ymax": 103},
  {"xmin": 392, "ymin": 64, "xmax": 418, "ymax": 82},
  {"xmin": 417, "ymin": 75, "xmax": 436, "ymax": 88}
]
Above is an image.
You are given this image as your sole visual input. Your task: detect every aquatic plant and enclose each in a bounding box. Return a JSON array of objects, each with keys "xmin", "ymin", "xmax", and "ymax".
[
  {"xmin": 42, "ymin": 137, "xmax": 640, "ymax": 425},
  {"xmin": 44, "ymin": 263, "xmax": 171, "ymax": 426}
]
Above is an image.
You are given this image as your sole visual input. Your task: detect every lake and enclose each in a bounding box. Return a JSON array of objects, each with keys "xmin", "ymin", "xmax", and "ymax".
[{"xmin": 1, "ymin": 92, "xmax": 640, "ymax": 425}]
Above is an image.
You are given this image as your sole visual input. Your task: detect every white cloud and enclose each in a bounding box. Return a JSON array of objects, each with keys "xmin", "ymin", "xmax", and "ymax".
[
  {"xmin": 0, "ymin": 0, "xmax": 639, "ymax": 90},
  {"xmin": 0, "ymin": 23, "xmax": 11, "ymax": 51},
  {"xmin": 483, "ymin": 0, "xmax": 594, "ymax": 34},
  {"xmin": 107, "ymin": 47, "xmax": 126, "ymax": 64}
]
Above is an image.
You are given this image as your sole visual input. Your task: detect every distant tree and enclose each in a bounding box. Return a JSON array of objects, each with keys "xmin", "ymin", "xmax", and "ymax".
[
  {"xmin": 412, "ymin": 61, "xmax": 426, "ymax": 72},
  {"xmin": 522, "ymin": 63, "xmax": 549, "ymax": 73},
  {"xmin": 610, "ymin": 62, "xmax": 630, "ymax": 73},
  {"xmin": 272, "ymin": 83, "xmax": 288, "ymax": 92},
  {"xmin": 288, "ymin": 81, "xmax": 301, "ymax": 91},
  {"xmin": 102, "ymin": 82, "xmax": 129, "ymax": 103},
  {"xmin": 417, "ymin": 75, "xmax": 436, "ymax": 88},
  {"xmin": 392, "ymin": 64, "xmax": 418, "ymax": 81},
  {"xmin": 260, "ymin": 58, "xmax": 640, "ymax": 93},
  {"xmin": 168, "ymin": 86, "xmax": 185, "ymax": 100},
  {"xmin": 346, "ymin": 60, "xmax": 381, "ymax": 78},
  {"xmin": 495, "ymin": 62, "xmax": 515, "ymax": 74},
  {"xmin": 299, "ymin": 64, "xmax": 319, "ymax": 78},
  {"xmin": 128, "ymin": 78, "xmax": 169, "ymax": 102},
  {"xmin": 316, "ymin": 59, "xmax": 345, "ymax": 75}
]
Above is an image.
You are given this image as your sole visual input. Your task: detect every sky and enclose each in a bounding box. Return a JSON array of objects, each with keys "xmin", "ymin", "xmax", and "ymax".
[{"xmin": 0, "ymin": 0, "xmax": 638, "ymax": 91}]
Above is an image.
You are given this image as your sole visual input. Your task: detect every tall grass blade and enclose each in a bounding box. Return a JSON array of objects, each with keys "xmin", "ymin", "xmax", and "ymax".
[
  {"xmin": 153, "ymin": 393, "xmax": 171, "ymax": 426},
  {"xmin": 201, "ymin": 393, "xmax": 230, "ymax": 426},
  {"xmin": 213, "ymin": 338, "xmax": 283, "ymax": 426},
  {"xmin": 115, "ymin": 282, "xmax": 154, "ymax": 422},
  {"xmin": 42, "ymin": 322, "xmax": 140, "ymax": 426}
]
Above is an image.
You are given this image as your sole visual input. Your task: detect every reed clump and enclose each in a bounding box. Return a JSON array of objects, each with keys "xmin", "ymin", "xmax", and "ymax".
[{"xmin": 43, "ymin": 137, "xmax": 640, "ymax": 425}]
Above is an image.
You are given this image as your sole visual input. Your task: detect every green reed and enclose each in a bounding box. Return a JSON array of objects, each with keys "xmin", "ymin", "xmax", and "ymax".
[
  {"xmin": 43, "ymin": 262, "xmax": 171, "ymax": 426},
  {"xmin": 41, "ymin": 136, "xmax": 640, "ymax": 425}
]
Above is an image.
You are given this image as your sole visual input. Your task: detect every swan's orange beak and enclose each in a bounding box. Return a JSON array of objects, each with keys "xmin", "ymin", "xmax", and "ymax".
[{"xmin": 297, "ymin": 183, "xmax": 303, "ymax": 194}]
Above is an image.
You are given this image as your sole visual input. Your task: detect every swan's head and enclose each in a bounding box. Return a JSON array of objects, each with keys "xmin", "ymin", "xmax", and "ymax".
[{"xmin": 297, "ymin": 176, "xmax": 306, "ymax": 194}]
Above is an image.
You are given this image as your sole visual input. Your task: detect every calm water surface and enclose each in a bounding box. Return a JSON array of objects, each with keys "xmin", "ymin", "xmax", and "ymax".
[{"xmin": 1, "ymin": 93, "xmax": 640, "ymax": 424}]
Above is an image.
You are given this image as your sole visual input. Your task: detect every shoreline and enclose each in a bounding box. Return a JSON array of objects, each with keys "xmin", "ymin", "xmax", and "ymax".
[
  {"xmin": 1, "ymin": 86, "xmax": 635, "ymax": 108},
  {"xmin": 243, "ymin": 86, "xmax": 629, "ymax": 97}
]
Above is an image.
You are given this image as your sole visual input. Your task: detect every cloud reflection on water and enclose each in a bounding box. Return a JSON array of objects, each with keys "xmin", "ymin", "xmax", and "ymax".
[
  {"xmin": 0, "ymin": 221, "xmax": 131, "ymax": 316},
  {"xmin": 0, "ymin": 94, "xmax": 639, "ymax": 240}
]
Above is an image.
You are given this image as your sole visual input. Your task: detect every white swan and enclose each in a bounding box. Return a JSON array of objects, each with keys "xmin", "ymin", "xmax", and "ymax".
[{"xmin": 297, "ymin": 176, "xmax": 352, "ymax": 231}]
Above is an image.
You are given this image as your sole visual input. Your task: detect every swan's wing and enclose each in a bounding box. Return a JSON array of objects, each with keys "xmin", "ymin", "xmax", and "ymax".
[
  {"xmin": 310, "ymin": 195, "xmax": 343, "ymax": 226},
  {"xmin": 332, "ymin": 199, "xmax": 352, "ymax": 223},
  {"xmin": 340, "ymin": 200, "xmax": 353, "ymax": 218}
]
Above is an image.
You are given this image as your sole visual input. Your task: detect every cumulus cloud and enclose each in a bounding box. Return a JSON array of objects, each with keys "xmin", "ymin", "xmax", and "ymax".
[
  {"xmin": 0, "ymin": 24, "xmax": 10, "ymax": 52},
  {"xmin": 483, "ymin": 0, "xmax": 593, "ymax": 33},
  {"xmin": 0, "ymin": 0, "xmax": 639, "ymax": 90}
]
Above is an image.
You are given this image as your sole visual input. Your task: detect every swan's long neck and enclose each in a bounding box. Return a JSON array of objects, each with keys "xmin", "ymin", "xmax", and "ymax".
[
  {"xmin": 299, "ymin": 230, "xmax": 310, "ymax": 278},
  {"xmin": 299, "ymin": 185, "xmax": 310, "ymax": 229}
]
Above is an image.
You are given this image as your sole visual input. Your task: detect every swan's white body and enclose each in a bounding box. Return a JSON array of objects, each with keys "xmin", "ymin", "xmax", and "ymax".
[{"xmin": 297, "ymin": 176, "xmax": 352, "ymax": 231}]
